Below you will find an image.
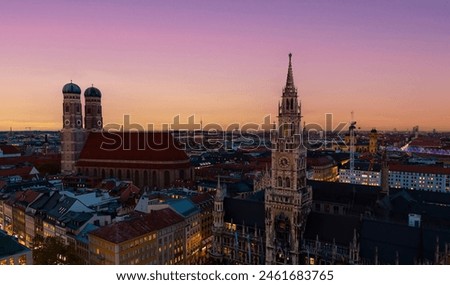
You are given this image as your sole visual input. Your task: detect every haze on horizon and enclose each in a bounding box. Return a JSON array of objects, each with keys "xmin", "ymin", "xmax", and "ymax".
[{"xmin": 0, "ymin": 0, "xmax": 449, "ymax": 132}]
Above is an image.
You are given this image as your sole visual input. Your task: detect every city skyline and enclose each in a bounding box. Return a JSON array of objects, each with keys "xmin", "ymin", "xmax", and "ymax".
[{"xmin": 1, "ymin": 0, "xmax": 449, "ymax": 131}]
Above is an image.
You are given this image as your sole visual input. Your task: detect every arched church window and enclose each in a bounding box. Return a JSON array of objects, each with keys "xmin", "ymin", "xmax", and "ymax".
[
  {"xmin": 152, "ymin": 171, "xmax": 157, "ymax": 187},
  {"xmin": 164, "ymin": 171, "xmax": 170, "ymax": 187},
  {"xmin": 144, "ymin": 170, "xmax": 148, "ymax": 186},
  {"xmin": 285, "ymin": 177, "xmax": 290, "ymax": 188},
  {"xmin": 277, "ymin": 177, "xmax": 283, "ymax": 187},
  {"xmin": 135, "ymin": 170, "xmax": 140, "ymax": 186}
]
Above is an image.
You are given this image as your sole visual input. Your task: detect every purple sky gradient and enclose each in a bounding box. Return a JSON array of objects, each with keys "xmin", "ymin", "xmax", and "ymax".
[{"xmin": 1, "ymin": 0, "xmax": 449, "ymax": 131}]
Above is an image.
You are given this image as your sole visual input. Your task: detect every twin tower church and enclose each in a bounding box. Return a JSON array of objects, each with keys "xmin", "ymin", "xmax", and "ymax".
[
  {"xmin": 61, "ymin": 54, "xmax": 312, "ymax": 264},
  {"xmin": 60, "ymin": 82, "xmax": 193, "ymax": 188}
]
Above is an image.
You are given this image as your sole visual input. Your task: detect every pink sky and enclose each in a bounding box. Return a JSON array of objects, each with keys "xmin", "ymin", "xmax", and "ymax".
[{"xmin": 0, "ymin": 0, "xmax": 449, "ymax": 131}]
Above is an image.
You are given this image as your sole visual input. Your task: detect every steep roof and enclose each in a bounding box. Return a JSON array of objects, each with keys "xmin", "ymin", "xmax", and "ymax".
[
  {"xmin": 309, "ymin": 180, "xmax": 380, "ymax": 210},
  {"xmin": 359, "ymin": 219, "xmax": 450, "ymax": 264},
  {"xmin": 0, "ymin": 166, "xmax": 37, "ymax": 179},
  {"xmin": 89, "ymin": 208, "xmax": 184, "ymax": 244},
  {"xmin": 303, "ymin": 212, "xmax": 360, "ymax": 245},
  {"xmin": 28, "ymin": 192, "xmax": 62, "ymax": 212},
  {"xmin": 77, "ymin": 132, "xmax": 190, "ymax": 169},
  {"xmin": 0, "ymin": 231, "xmax": 31, "ymax": 259},
  {"xmin": 224, "ymin": 197, "xmax": 265, "ymax": 229},
  {"xmin": 0, "ymin": 145, "xmax": 20, "ymax": 155},
  {"xmin": 59, "ymin": 211, "xmax": 94, "ymax": 231},
  {"xmin": 5, "ymin": 189, "xmax": 42, "ymax": 210},
  {"xmin": 46, "ymin": 196, "xmax": 78, "ymax": 220}
]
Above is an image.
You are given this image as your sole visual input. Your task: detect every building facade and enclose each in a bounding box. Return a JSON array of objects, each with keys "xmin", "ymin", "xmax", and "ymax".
[
  {"xmin": 89, "ymin": 208, "xmax": 185, "ymax": 265},
  {"xmin": 339, "ymin": 163, "xmax": 450, "ymax": 192}
]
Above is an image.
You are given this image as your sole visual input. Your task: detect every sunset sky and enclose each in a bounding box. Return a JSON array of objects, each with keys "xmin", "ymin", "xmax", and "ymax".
[{"xmin": 1, "ymin": 0, "xmax": 449, "ymax": 131}]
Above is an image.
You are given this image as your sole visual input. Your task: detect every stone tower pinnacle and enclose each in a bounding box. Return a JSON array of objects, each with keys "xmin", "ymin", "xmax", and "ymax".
[{"xmin": 265, "ymin": 54, "xmax": 312, "ymax": 265}]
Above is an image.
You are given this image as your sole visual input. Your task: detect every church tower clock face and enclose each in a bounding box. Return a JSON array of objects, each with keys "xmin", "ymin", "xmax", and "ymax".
[{"xmin": 278, "ymin": 157, "xmax": 290, "ymax": 168}]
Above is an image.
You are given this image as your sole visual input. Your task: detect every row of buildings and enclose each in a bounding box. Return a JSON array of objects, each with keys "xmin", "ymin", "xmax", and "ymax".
[
  {"xmin": 339, "ymin": 161, "xmax": 450, "ymax": 192},
  {"xmin": 0, "ymin": 182, "xmax": 215, "ymax": 265}
]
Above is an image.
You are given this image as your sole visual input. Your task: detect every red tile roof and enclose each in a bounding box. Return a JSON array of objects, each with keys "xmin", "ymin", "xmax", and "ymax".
[
  {"xmin": 308, "ymin": 156, "xmax": 335, "ymax": 167},
  {"xmin": 77, "ymin": 132, "xmax": 190, "ymax": 169},
  {"xmin": 190, "ymin": 193, "xmax": 214, "ymax": 205},
  {"xmin": 89, "ymin": 208, "xmax": 184, "ymax": 244},
  {"xmin": 389, "ymin": 164, "xmax": 450, "ymax": 175},
  {"xmin": 409, "ymin": 137, "xmax": 442, "ymax": 148},
  {"xmin": 0, "ymin": 166, "xmax": 37, "ymax": 178},
  {"xmin": 0, "ymin": 145, "xmax": 20, "ymax": 155},
  {"xmin": 119, "ymin": 183, "xmax": 141, "ymax": 203},
  {"xmin": 6, "ymin": 189, "xmax": 41, "ymax": 208},
  {"xmin": 17, "ymin": 190, "xmax": 41, "ymax": 204},
  {"xmin": 0, "ymin": 154, "xmax": 59, "ymax": 167}
]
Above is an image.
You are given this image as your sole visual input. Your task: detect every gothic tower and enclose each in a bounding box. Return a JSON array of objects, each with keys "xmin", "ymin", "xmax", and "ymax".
[
  {"xmin": 211, "ymin": 177, "xmax": 226, "ymax": 262},
  {"xmin": 265, "ymin": 54, "xmax": 312, "ymax": 265},
  {"xmin": 84, "ymin": 86, "xmax": 103, "ymax": 131},
  {"xmin": 61, "ymin": 82, "xmax": 85, "ymax": 175}
]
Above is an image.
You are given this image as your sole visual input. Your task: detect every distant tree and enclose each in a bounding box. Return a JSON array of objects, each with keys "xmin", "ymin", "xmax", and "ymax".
[{"xmin": 33, "ymin": 237, "xmax": 83, "ymax": 265}]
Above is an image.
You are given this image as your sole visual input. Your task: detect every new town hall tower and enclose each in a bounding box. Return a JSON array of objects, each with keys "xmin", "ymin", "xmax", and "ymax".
[
  {"xmin": 210, "ymin": 54, "xmax": 312, "ymax": 265},
  {"xmin": 265, "ymin": 54, "xmax": 312, "ymax": 264}
]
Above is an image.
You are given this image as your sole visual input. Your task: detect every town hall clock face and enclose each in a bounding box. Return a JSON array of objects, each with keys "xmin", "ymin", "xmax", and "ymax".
[{"xmin": 279, "ymin": 157, "xmax": 290, "ymax": 168}]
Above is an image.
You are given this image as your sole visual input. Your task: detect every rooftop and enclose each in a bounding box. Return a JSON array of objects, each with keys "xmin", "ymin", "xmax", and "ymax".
[
  {"xmin": 224, "ymin": 196, "xmax": 265, "ymax": 229},
  {"xmin": 89, "ymin": 208, "xmax": 184, "ymax": 244},
  {"xmin": 389, "ymin": 164, "xmax": 450, "ymax": 175},
  {"xmin": 77, "ymin": 132, "xmax": 190, "ymax": 169},
  {"xmin": 0, "ymin": 145, "xmax": 20, "ymax": 155},
  {"xmin": 0, "ymin": 231, "xmax": 31, "ymax": 259},
  {"xmin": 167, "ymin": 198, "xmax": 199, "ymax": 217}
]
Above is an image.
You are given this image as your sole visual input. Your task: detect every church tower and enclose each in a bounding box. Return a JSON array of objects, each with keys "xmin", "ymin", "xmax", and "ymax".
[
  {"xmin": 369, "ymin": 128, "xmax": 378, "ymax": 154},
  {"xmin": 61, "ymin": 82, "xmax": 85, "ymax": 175},
  {"xmin": 84, "ymin": 86, "xmax": 103, "ymax": 131},
  {"xmin": 265, "ymin": 54, "xmax": 312, "ymax": 264},
  {"xmin": 211, "ymin": 177, "xmax": 226, "ymax": 262}
]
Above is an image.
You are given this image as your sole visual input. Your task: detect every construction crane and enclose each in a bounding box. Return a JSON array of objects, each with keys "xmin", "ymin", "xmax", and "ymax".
[{"xmin": 349, "ymin": 111, "xmax": 357, "ymax": 184}]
